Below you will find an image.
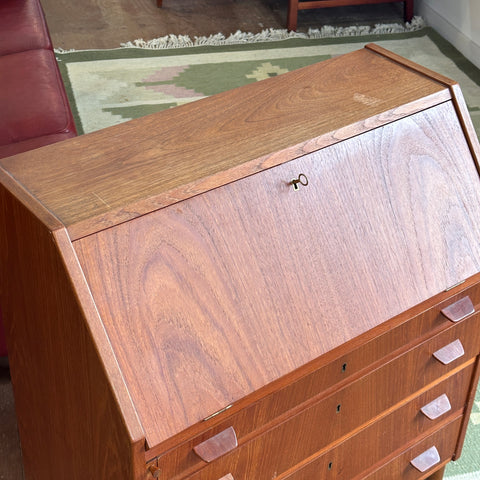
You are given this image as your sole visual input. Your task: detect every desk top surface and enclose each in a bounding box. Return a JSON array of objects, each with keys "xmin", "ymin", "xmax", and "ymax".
[{"xmin": 0, "ymin": 45, "xmax": 450, "ymax": 240}]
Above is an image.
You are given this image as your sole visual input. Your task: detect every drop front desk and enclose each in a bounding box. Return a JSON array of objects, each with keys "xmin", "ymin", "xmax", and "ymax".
[{"xmin": 1, "ymin": 44, "xmax": 480, "ymax": 480}]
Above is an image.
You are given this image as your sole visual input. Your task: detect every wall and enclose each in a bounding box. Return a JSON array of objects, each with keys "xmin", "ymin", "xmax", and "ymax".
[{"xmin": 416, "ymin": 0, "xmax": 480, "ymax": 68}]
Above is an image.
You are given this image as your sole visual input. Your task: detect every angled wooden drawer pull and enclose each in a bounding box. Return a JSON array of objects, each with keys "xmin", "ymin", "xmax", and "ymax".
[
  {"xmin": 193, "ymin": 426, "xmax": 238, "ymax": 462},
  {"xmin": 420, "ymin": 393, "xmax": 452, "ymax": 420},
  {"xmin": 433, "ymin": 339, "xmax": 465, "ymax": 365},
  {"xmin": 441, "ymin": 296, "xmax": 474, "ymax": 322},
  {"xmin": 410, "ymin": 446, "xmax": 441, "ymax": 472},
  {"xmin": 147, "ymin": 465, "xmax": 161, "ymax": 478}
]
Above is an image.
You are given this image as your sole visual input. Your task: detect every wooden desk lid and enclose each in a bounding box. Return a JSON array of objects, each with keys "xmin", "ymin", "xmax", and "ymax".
[
  {"xmin": 74, "ymin": 100, "xmax": 480, "ymax": 448},
  {"xmin": 0, "ymin": 45, "xmax": 453, "ymax": 240}
]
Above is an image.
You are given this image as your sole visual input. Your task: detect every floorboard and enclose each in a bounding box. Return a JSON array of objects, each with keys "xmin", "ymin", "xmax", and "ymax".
[{"xmin": 40, "ymin": 0, "xmax": 407, "ymax": 49}]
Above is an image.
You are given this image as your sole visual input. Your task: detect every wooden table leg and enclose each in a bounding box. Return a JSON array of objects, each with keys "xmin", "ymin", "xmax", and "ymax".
[
  {"xmin": 427, "ymin": 466, "xmax": 446, "ymax": 480},
  {"xmin": 287, "ymin": 0, "xmax": 299, "ymax": 31},
  {"xmin": 404, "ymin": 0, "xmax": 414, "ymax": 22}
]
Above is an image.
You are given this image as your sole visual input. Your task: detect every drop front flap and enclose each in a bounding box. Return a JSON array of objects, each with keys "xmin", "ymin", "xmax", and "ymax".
[{"xmin": 73, "ymin": 101, "xmax": 480, "ymax": 448}]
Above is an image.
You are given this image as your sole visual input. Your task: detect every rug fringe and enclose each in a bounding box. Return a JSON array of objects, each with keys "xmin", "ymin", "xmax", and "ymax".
[{"xmin": 119, "ymin": 16, "xmax": 425, "ymax": 49}]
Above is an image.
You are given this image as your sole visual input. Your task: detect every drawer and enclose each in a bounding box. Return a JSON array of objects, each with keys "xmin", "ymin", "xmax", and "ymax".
[
  {"xmin": 282, "ymin": 417, "xmax": 463, "ymax": 480},
  {"xmin": 163, "ymin": 361, "xmax": 474, "ymax": 480},
  {"xmin": 359, "ymin": 417, "xmax": 463, "ymax": 480},
  {"xmin": 151, "ymin": 291, "xmax": 480, "ymax": 469}
]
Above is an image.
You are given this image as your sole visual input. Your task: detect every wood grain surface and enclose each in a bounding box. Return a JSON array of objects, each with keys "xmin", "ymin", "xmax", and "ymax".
[
  {"xmin": 74, "ymin": 102, "xmax": 480, "ymax": 447},
  {"xmin": 185, "ymin": 374, "xmax": 467, "ymax": 479},
  {"xmin": 0, "ymin": 181, "xmax": 146, "ymax": 479},
  {"xmin": 0, "ymin": 47, "xmax": 449, "ymax": 240},
  {"xmin": 348, "ymin": 422, "xmax": 459, "ymax": 480},
  {"xmin": 38, "ymin": 0, "xmax": 408, "ymax": 50},
  {"xmin": 3, "ymin": 45, "xmax": 480, "ymax": 479},
  {"xmin": 146, "ymin": 275, "xmax": 480, "ymax": 464}
]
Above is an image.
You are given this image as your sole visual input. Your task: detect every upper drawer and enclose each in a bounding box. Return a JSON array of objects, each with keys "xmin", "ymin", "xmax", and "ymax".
[{"xmin": 74, "ymin": 101, "xmax": 480, "ymax": 448}]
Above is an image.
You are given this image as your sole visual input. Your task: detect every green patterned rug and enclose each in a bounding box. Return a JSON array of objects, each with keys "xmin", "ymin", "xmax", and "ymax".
[
  {"xmin": 56, "ymin": 24, "xmax": 480, "ymax": 138},
  {"xmin": 57, "ymin": 25, "xmax": 480, "ymax": 478}
]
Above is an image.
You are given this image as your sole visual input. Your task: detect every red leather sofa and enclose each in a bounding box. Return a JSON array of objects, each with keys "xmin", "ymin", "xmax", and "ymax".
[{"xmin": 0, "ymin": 0, "xmax": 77, "ymax": 357}]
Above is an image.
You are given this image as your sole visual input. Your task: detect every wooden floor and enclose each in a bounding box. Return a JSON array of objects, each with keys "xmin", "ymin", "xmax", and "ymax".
[{"xmin": 40, "ymin": 0, "xmax": 408, "ymax": 50}]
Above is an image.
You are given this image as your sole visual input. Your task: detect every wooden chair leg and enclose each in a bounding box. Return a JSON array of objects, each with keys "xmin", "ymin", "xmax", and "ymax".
[
  {"xmin": 157, "ymin": 0, "xmax": 163, "ymax": 7},
  {"xmin": 426, "ymin": 466, "xmax": 446, "ymax": 480},
  {"xmin": 287, "ymin": 0, "xmax": 299, "ymax": 31},
  {"xmin": 404, "ymin": 0, "xmax": 414, "ymax": 22}
]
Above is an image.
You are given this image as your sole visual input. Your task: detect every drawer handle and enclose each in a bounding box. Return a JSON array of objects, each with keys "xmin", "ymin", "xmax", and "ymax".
[
  {"xmin": 193, "ymin": 426, "xmax": 238, "ymax": 463},
  {"xmin": 441, "ymin": 296, "xmax": 474, "ymax": 322},
  {"xmin": 147, "ymin": 465, "xmax": 161, "ymax": 478},
  {"xmin": 433, "ymin": 339, "xmax": 465, "ymax": 365},
  {"xmin": 410, "ymin": 446, "xmax": 441, "ymax": 472},
  {"xmin": 420, "ymin": 393, "xmax": 452, "ymax": 420}
]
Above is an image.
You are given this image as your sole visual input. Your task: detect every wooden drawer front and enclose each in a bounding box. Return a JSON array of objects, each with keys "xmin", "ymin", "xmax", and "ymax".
[
  {"xmin": 360, "ymin": 417, "xmax": 463, "ymax": 480},
  {"xmin": 155, "ymin": 311, "xmax": 480, "ymax": 477},
  {"xmin": 271, "ymin": 282, "xmax": 480, "ymax": 418},
  {"xmin": 166, "ymin": 363, "xmax": 473, "ymax": 480},
  {"xmin": 290, "ymin": 416, "xmax": 464, "ymax": 480}
]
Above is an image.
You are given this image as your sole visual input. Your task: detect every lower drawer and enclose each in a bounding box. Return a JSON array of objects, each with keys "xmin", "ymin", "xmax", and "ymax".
[
  {"xmin": 182, "ymin": 363, "xmax": 473, "ymax": 480},
  {"xmin": 359, "ymin": 416, "xmax": 463, "ymax": 480},
  {"xmin": 284, "ymin": 416, "xmax": 463, "ymax": 480}
]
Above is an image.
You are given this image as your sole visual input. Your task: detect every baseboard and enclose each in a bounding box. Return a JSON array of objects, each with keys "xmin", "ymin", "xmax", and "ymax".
[{"xmin": 418, "ymin": 2, "xmax": 480, "ymax": 69}]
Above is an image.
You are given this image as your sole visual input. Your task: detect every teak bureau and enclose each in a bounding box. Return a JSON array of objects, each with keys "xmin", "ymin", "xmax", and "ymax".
[{"xmin": 1, "ymin": 44, "xmax": 480, "ymax": 480}]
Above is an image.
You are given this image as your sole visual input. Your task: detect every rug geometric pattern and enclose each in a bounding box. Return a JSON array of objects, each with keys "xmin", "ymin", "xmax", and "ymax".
[{"xmin": 57, "ymin": 28, "xmax": 480, "ymax": 137}]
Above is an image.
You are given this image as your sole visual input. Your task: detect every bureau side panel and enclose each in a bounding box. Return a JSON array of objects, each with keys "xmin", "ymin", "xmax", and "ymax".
[{"xmin": 0, "ymin": 182, "xmax": 145, "ymax": 480}]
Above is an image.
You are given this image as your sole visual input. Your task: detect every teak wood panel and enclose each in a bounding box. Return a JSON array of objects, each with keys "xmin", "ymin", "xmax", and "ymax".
[
  {"xmin": 74, "ymin": 102, "xmax": 480, "ymax": 448},
  {"xmin": 184, "ymin": 370, "xmax": 470, "ymax": 480},
  {"xmin": 158, "ymin": 355, "xmax": 476, "ymax": 479},
  {"xmin": 0, "ymin": 178, "xmax": 146, "ymax": 480},
  {"xmin": 149, "ymin": 277, "xmax": 480, "ymax": 463},
  {"xmin": 0, "ymin": 47, "xmax": 450, "ymax": 239},
  {"xmin": 334, "ymin": 418, "xmax": 461, "ymax": 480},
  {"xmin": 359, "ymin": 421, "xmax": 462, "ymax": 480}
]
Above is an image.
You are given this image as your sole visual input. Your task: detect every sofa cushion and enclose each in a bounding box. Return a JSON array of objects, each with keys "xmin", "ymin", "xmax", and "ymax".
[
  {"xmin": 0, "ymin": 0, "xmax": 52, "ymax": 55},
  {"xmin": 0, "ymin": 49, "xmax": 77, "ymax": 157}
]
